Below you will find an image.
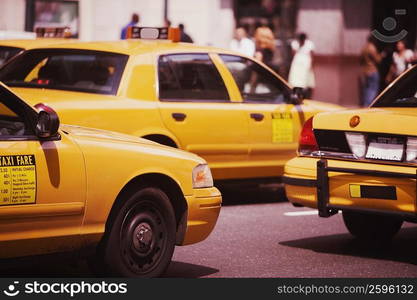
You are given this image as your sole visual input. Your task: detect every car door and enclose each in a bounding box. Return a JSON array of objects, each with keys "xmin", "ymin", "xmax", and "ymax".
[
  {"xmin": 157, "ymin": 53, "xmax": 249, "ymax": 180},
  {"xmin": 0, "ymin": 87, "xmax": 86, "ymax": 258},
  {"xmin": 218, "ymin": 54, "xmax": 307, "ymax": 177}
]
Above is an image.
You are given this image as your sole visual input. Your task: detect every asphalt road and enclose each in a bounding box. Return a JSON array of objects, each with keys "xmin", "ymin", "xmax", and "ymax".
[{"xmin": 2, "ymin": 187, "xmax": 417, "ymax": 278}]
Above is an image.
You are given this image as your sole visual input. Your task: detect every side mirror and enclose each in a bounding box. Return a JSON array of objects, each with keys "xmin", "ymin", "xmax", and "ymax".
[
  {"xmin": 290, "ymin": 87, "xmax": 306, "ymax": 105},
  {"xmin": 34, "ymin": 103, "xmax": 60, "ymax": 138}
]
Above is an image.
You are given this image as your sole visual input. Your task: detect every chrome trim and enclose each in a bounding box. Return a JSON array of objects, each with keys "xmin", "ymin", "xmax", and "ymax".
[{"xmin": 300, "ymin": 151, "xmax": 417, "ymax": 168}]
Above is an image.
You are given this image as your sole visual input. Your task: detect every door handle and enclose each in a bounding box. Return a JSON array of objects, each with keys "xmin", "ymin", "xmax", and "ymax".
[
  {"xmin": 250, "ymin": 113, "xmax": 264, "ymax": 121},
  {"xmin": 172, "ymin": 113, "xmax": 187, "ymax": 121}
]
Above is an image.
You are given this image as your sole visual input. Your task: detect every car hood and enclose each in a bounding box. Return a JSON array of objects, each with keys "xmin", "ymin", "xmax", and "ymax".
[
  {"xmin": 313, "ymin": 107, "xmax": 417, "ymax": 135},
  {"xmin": 60, "ymin": 124, "xmax": 158, "ymax": 145},
  {"xmin": 61, "ymin": 124, "xmax": 205, "ymax": 163}
]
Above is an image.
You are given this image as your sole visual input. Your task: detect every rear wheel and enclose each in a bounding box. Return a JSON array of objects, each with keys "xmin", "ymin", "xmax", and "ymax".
[
  {"xmin": 342, "ymin": 210, "xmax": 403, "ymax": 240},
  {"xmin": 96, "ymin": 187, "xmax": 176, "ymax": 277}
]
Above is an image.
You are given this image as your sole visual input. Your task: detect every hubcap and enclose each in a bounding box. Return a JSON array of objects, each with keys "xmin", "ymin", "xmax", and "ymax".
[
  {"xmin": 120, "ymin": 200, "xmax": 167, "ymax": 274},
  {"xmin": 133, "ymin": 222, "xmax": 153, "ymax": 255}
]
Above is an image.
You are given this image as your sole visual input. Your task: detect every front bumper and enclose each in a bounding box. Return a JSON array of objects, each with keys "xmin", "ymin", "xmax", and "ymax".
[
  {"xmin": 283, "ymin": 157, "xmax": 417, "ymax": 222},
  {"xmin": 181, "ymin": 187, "xmax": 222, "ymax": 245}
]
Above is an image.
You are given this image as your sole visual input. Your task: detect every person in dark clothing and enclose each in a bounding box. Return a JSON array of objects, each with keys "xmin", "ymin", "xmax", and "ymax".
[
  {"xmin": 121, "ymin": 13, "xmax": 139, "ymax": 39},
  {"xmin": 179, "ymin": 23, "xmax": 193, "ymax": 43}
]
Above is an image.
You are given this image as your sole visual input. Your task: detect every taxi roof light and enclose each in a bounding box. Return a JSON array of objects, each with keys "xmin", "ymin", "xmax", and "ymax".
[
  {"xmin": 126, "ymin": 26, "xmax": 180, "ymax": 42},
  {"xmin": 298, "ymin": 117, "xmax": 318, "ymax": 155},
  {"xmin": 35, "ymin": 27, "xmax": 72, "ymax": 38}
]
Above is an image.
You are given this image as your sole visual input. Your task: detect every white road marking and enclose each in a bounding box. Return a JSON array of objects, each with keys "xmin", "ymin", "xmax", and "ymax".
[
  {"xmin": 284, "ymin": 210, "xmax": 318, "ymax": 216},
  {"xmin": 284, "ymin": 210, "xmax": 340, "ymax": 216}
]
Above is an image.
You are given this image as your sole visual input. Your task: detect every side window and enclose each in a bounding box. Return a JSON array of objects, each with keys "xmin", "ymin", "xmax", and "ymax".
[
  {"xmin": 158, "ymin": 54, "xmax": 230, "ymax": 101},
  {"xmin": 0, "ymin": 101, "xmax": 28, "ymax": 137},
  {"xmin": 220, "ymin": 54, "xmax": 289, "ymax": 103}
]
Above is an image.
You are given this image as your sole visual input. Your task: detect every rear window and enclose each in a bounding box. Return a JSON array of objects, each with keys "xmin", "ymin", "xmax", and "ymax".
[
  {"xmin": 0, "ymin": 49, "xmax": 128, "ymax": 95},
  {"xmin": 0, "ymin": 46, "xmax": 23, "ymax": 66},
  {"xmin": 373, "ymin": 66, "xmax": 417, "ymax": 107}
]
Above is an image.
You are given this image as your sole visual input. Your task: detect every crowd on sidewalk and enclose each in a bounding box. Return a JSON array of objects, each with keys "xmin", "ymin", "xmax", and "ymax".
[{"xmin": 120, "ymin": 13, "xmax": 417, "ymax": 107}]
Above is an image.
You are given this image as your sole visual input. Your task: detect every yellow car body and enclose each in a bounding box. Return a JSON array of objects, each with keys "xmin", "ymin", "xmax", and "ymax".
[
  {"xmin": 0, "ymin": 39, "xmax": 342, "ymax": 181},
  {"xmin": 0, "ymin": 82, "xmax": 221, "ymax": 277},
  {"xmin": 284, "ymin": 65, "xmax": 417, "ymax": 239}
]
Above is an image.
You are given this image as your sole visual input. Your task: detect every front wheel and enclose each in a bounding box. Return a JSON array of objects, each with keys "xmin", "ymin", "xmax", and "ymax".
[
  {"xmin": 99, "ymin": 187, "xmax": 176, "ymax": 277},
  {"xmin": 342, "ymin": 210, "xmax": 403, "ymax": 241}
]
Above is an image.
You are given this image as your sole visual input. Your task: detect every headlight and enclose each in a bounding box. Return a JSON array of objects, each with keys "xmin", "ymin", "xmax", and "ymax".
[{"xmin": 192, "ymin": 164, "xmax": 213, "ymax": 188}]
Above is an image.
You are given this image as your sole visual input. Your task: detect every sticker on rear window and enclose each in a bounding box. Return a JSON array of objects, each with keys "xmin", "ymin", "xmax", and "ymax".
[
  {"xmin": 0, "ymin": 155, "xmax": 36, "ymax": 206},
  {"xmin": 272, "ymin": 112, "xmax": 294, "ymax": 143}
]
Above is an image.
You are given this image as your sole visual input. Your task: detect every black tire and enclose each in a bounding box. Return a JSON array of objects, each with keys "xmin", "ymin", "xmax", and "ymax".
[
  {"xmin": 342, "ymin": 210, "xmax": 403, "ymax": 241},
  {"xmin": 97, "ymin": 187, "xmax": 176, "ymax": 277}
]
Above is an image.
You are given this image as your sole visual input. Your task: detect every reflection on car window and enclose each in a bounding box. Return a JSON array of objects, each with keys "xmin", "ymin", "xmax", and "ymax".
[
  {"xmin": 158, "ymin": 54, "xmax": 230, "ymax": 101},
  {"xmin": 373, "ymin": 67, "xmax": 417, "ymax": 107},
  {"xmin": 0, "ymin": 46, "xmax": 23, "ymax": 66},
  {"xmin": 0, "ymin": 102, "xmax": 26, "ymax": 136},
  {"xmin": 220, "ymin": 54, "xmax": 288, "ymax": 103},
  {"xmin": 0, "ymin": 49, "xmax": 128, "ymax": 95}
]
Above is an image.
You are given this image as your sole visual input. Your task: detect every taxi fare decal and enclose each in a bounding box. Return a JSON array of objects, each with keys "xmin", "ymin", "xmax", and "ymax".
[
  {"xmin": 0, "ymin": 155, "xmax": 36, "ymax": 206},
  {"xmin": 272, "ymin": 112, "xmax": 294, "ymax": 143}
]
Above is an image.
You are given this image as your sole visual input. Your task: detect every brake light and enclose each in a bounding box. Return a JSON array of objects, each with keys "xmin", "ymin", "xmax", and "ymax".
[
  {"xmin": 345, "ymin": 132, "xmax": 366, "ymax": 158},
  {"xmin": 406, "ymin": 137, "xmax": 417, "ymax": 162},
  {"xmin": 298, "ymin": 117, "xmax": 318, "ymax": 155},
  {"xmin": 37, "ymin": 79, "xmax": 50, "ymax": 85}
]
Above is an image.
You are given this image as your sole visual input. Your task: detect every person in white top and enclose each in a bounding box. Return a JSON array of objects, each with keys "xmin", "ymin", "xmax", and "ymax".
[
  {"xmin": 386, "ymin": 40, "xmax": 415, "ymax": 83},
  {"xmin": 230, "ymin": 27, "xmax": 255, "ymax": 57},
  {"xmin": 288, "ymin": 33, "xmax": 315, "ymax": 98}
]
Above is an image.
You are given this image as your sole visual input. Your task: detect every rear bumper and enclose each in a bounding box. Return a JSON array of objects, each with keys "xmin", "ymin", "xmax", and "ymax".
[
  {"xmin": 284, "ymin": 157, "xmax": 417, "ymax": 222},
  {"xmin": 181, "ymin": 187, "xmax": 222, "ymax": 245}
]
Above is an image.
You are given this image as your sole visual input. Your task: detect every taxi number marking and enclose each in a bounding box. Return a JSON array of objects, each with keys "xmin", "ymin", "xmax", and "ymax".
[
  {"xmin": 0, "ymin": 155, "xmax": 36, "ymax": 206},
  {"xmin": 272, "ymin": 112, "xmax": 293, "ymax": 143}
]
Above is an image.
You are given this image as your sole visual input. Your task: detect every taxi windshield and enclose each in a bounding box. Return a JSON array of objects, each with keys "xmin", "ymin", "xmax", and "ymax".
[
  {"xmin": 0, "ymin": 46, "xmax": 23, "ymax": 66},
  {"xmin": 372, "ymin": 66, "xmax": 417, "ymax": 108},
  {"xmin": 0, "ymin": 49, "xmax": 128, "ymax": 95}
]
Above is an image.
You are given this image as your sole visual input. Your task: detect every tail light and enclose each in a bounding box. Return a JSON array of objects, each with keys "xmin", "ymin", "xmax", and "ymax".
[
  {"xmin": 345, "ymin": 132, "xmax": 366, "ymax": 159},
  {"xmin": 298, "ymin": 117, "xmax": 318, "ymax": 155},
  {"xmin": 406, "ymin": 137, "xmax": 417, "ymax": 162}
]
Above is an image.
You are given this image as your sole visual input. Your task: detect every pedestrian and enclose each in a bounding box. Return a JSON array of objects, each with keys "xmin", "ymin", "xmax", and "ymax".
[
  {"xmin": 179, "ymin": 23, "xmax": 193, "ymax": 43},
  {"xmin": 288, "ymin": 32, "xmax": 315, "ymax": 98},
  {"xmin": 385, "ymin": 39, "xmax": 414, "ymax": 84},
  {"xmin": 121, "ymin": 13, "xmax": 140, "ymax": 40},
  {"xmin": 230, "ymin": 27, "xmax": 255, "ymax": 57},
  {"xmin": 254, "ymin": 26, "xmax": 276, "ymax": 69},
  {"xmin": 378, "ymin": 43, "xmax": 395, "ymax": 91},
  {"xmin": 359, "ymin": 35, "xmax": 382, "ymax": 106}
]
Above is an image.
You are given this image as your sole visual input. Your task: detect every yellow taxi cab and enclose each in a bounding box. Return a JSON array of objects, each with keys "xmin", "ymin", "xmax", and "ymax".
[
  {"xmin": 283, "ymin": 65, "xmax": 417, "ymax": 240},
  {"xmin": 0, "ymin": 27, "xmax": 342, "ymax": 182},
  {"xmin": 0, "ymin": 81, "xmax": 221, "ymax": 277},
  {"xmin": 0, "ymin": 27, "xmax": 74, "ymax": 66}
]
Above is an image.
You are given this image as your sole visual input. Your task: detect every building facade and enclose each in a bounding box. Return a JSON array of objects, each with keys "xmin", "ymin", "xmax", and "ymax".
[{"xmin": 0, "ymin": 0, "xmax": 416, "ymax": 106}]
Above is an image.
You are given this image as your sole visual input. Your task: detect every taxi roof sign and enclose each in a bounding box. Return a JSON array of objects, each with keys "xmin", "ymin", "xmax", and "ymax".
[
  {"xmin": 127, "ymin": 27, "xmax": 180, "ymax": 42},
  {"xmin": 35, "ymin": 27, "xmax": 72, "ymax": 38}
]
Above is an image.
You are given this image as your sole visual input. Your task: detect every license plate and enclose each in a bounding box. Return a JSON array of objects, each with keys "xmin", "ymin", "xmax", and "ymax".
[
  {"xmin": 365, "ymin": 137, "xmax": 404, "ymax": 161},
  {"xmin": 349, "ymin": 184, "xmax": 397, "ymax": 200}
]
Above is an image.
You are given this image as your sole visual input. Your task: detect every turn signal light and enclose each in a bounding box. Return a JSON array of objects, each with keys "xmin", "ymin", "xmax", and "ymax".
[{"xmin": 298, "ymin": 117, "xmax": 318, "ymax": 155}]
